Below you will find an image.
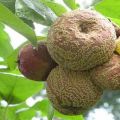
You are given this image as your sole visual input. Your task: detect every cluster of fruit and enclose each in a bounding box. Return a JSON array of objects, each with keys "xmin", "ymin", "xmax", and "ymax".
[{"xmin": 18, "ymin": 9, "xmax": 120, "ymax": 115}]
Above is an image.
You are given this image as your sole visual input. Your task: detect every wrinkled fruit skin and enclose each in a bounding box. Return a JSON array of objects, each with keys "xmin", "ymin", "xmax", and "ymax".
[
  {"xmin": 47, "ymin": 9, "xmax": 116, "ymax": 71},
  {"xmin": 46, "ymin": 66, "xmax": 102, "ymax": 115},
  {"xmin": 90, "ymin": 54, "xmax": 120, "ymax": 90},
  {"xmin": 18, "ymin": 41, "xmax": 57, "ymax": 81}
]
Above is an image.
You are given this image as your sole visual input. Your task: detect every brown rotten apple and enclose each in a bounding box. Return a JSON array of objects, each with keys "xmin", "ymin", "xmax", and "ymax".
[
  {"xmin": 90, "ymin": 54, "xmax": 120, "ymax": 90},
  {"xmin": 18, "ymin": 41, "xmax": 57, "ymax": 81},
  {"xmin": 46, "ymin": 66, "xmax": 102, "ymax": 115},
  {"xmin": 47, "ymin": 9, "xmax": 116, "ymax": 71}
]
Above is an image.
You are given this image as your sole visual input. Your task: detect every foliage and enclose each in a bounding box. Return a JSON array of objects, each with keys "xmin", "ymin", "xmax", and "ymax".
[
  {"xmin": 0, "ymin": 0, "xmax": 120, "ymax": 120},
  {"xmin": 95, "ymin": 0, "xmax": 120, "ymax": 25}
]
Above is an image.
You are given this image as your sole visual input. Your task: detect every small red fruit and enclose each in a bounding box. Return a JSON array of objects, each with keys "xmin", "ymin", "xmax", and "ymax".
[{"xmin": 18, "ymin": 41, "xmax": 57, "ymax": 81}]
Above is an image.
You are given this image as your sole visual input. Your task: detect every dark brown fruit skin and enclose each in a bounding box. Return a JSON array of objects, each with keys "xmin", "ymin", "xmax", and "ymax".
[
  {"xmin": 90, "ymin": 54, "xmax": 120, "ymax": 90},
  {"xmin": 113, "ymin": 23, "xmax": 120, "ymax": 38},
  {"xmin": 18, "ymin": 41, "xmax": 57, "ymax": 81},
  {"xmin": 116, "ymin": 29, "xmax": 120, "ymax": 38},
  {"xmin": 46, "ymin": 66, "xmax": 102, "ymax": 115}
]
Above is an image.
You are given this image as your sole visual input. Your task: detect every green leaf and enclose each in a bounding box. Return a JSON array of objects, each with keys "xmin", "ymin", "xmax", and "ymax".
[
  {"xmin": 0, "ymin": 72, "xmax": 43, "ymax": 104},
  {"xmin": 8, "ymin": 100, "xmax": 49, "ymax": 120},
  {"xmin": 0, "ymin": 107, "xmax": 15, "ymax": 120},
  {"xmin": 23, "ymin": 0, "xmax": 57, "ymax": 22},
  {"xmin": 40, "ymin": 0, "xmax": 67, "ymax": 16},
  {"xmin": 63, "ymin": 0, "xmax": 78, "ymax": 10},
  {"xmin": 90, "ymin": 0, "xmax": 102, "ymax": 6},
  {"xmin": 0, "ymin": 0, "xmax": 16, "ymax": 12},
  {"xmin": 0, "ymin": 102, "xmax": 28, "ymax": 120},
  {"xmin": 32, "ymin": 99, "xmax": 84, "ymax": 120},
  {"xmin": 23, "ymin": 0, "xmax": 57, "ymax": 23},
  {"xmin": 0, "ymin": 22, "xmax": 4, "ymax": 29},
  {"xmin": 0, "ymin": 23, "xmax": 14, "ymax": 59},
  {"xmin": 109, "ymin": 17, "xmax": 120, "ymax": 26},
  {"xmin": 6, "ymin": 41, "xmax": 28, "ymax": 70},
  {"xmin": 37, "ymin": 36, "xmax": 47, "ymax": 41},
  {"xmin": 20, "ymin": 99, "xmax": 53, "ymax": 118},
  {"xmin": 55, "ymin": 111, "xmax": 84, "ymax": 120},
  {"xmin": 32, "ymin": 99, "xmax": 50, "ymax": 116},
  {"xmin": 0, "ymin": 0, "xmax": 34, "ymax": 28},
  {"xmin": 15, "ymin": 107, "xmax": 36, "ymax": 120},
  {"xmin": 21, "ymin": 18, "xmax": 34, "ymax": 28},
  {"xmin": 15, "ymin": 0, "xmax": 49, "ymax": 26},
  {"xmin": 16, "ymin": 0, "xmax": 57, "ymax": 26},
  {"xmin": 6, "ymin": 47, "xmax": 20, "ymax": 70},
  {"xmin": 0, "ymin": 61, "xmax": 7, "ymax": 66},
  {"xmin": 10, "ymin": 101, "xmax": 44, "ymax": 120},
  {"xmin": 95, "ymin": 0, "xmax": 120, "ymax": 19},
  {"xmin": 47, "ymin": 103, "xmax": 54, "ymax": 120},
  {"xmin": 0, "ymin": 3, "xmax": 37, "ymax": 46}
]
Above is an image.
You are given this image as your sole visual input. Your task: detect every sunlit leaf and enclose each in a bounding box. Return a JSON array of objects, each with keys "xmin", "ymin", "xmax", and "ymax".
[
  {"xmin": 9, "ymin": 99, "xmax": 49, "ymax": 119},
  {"xmin": 95, "ymin": 0, "xmax": 120, "ymax": 19},
  {"xmin": 47, "ymin": 103, "xmax": 54, "ymax": 120},
  {"xmin": 32, "ymin": 99, "xmax": 84, "ymax": 120},
  {"xmin": 0, "ymin": 72, "xmax": 43, "ymax": 104},
  {"xmin": 63, "ymin": 0, "xmax": 78, "ymax": 10},
  {"xmin": 17, "ymin": 0, "xmax": 57, "ymax": 25},
  {"xmin": 55, "ymin": 110, "xmax": 84, "ymax": 120},
  {"xmin": 109, "ymin": 17, "xmax": 120, "ymax": 26},
  {"xmin": 0, "ymin": 102, "xmax": 28, "ymax": 120},
  {"xmin": 0, "ymin": 23, "xmax": 13, "ymax": 59},
  {"xmin": 0, "ymin": 3, "xmax": 37, "ymax": 46},
  {"xmin": 15, "ymin": 0, "xmax": 49, "ymax": 26},
  {"xmin": 40, "ymin": 0, "xmax": 67, "ymax": 16},
  {"xmin": 15, "ymin": 107, "xmax": 36, "ymax": 120},
  {"xmin": 0, "ymin": 0, "xmax": 34, "ymax": 28}
]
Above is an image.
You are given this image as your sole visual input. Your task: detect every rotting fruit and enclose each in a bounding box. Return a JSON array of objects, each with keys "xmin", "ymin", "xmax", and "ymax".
[
  {"xmin": 90, "ymin": 54, "xmax": 120, "ymax": 90},
  {"xmin": 18, "ymin": 9, "xmax": 120, "ymax": 116},
  {"xmin": 113, "ymin": 22, "xmax": 120, "ymax": 38},
  {"xmin": 46, "ymin": 66, "xmax": 102, "ymax": 115},
  {"xmin": 18, "ymin": 41, "xmax": 57, "ymax": 81},
  {"xmin": 47, "ymin": 9, "xmax": 116, "ymax": 71}
]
